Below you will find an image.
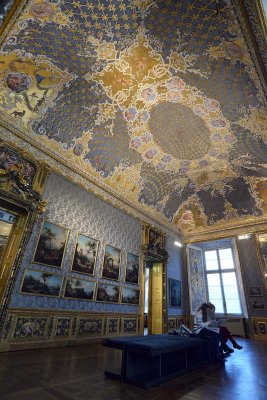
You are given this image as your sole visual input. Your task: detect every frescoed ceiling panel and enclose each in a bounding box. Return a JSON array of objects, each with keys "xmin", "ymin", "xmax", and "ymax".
[{"xmin": 0, "ymin": 0, "xmax": 267, "ymax": 237}]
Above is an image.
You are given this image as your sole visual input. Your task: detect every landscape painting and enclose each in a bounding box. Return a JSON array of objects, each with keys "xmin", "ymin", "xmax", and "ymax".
[
  {"xmin": 101, "ymin": 245, "xmax": 121, "ymax": 280},
  {"xmin": 63, "ymin": 278, "xmax": 95, "ymax": 301},
  {"xmin": 169, "ymin": 278, "xmax": 181, "ymax": 307},
  {"xmin": 20, "ymin": 269, "xmax": 61, "ymax": 297},
  {"xmin": 96, "ymin": 282, "xmax": 120, "ymax": 303},
  {"xmin": 33, "ymin": 220, "xmax": 69, "ymax": 268},
  {"xmin": 125, "ymin": 253, "xmax": 140, "ymax": 284},
  {"xmin": 251, "ymin": 300, "xmax": 265, "ymax": 310},
  {"xmin": 71, "ymin": 234, "xmax": 98, "ymax": 275},
  {"xmin": 121, "ymin": 287, "xmax": 140, "ymax": 305}
]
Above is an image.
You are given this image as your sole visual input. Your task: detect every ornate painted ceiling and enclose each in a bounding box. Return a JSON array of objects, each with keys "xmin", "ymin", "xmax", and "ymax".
[{"xmin": 0, "ymin": 0, "xmax": 267, "ymax": 238}]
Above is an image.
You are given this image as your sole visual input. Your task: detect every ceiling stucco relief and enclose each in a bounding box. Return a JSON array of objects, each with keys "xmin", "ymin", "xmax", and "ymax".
[{"xmin": 0, "ymin": 0, "xmax": 267, "ymax": 237}]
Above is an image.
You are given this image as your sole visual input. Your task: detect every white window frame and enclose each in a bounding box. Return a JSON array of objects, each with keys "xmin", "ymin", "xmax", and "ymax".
[{"xmin": 203, "ymin": 246, "xmax": 243, "ymax": 316}]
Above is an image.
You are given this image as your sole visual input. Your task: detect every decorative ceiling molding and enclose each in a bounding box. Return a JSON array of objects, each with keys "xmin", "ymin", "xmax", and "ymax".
[
  {"xmin": 0, "ymin": 0, "xmax": 267, "ymax": 238},
  {"xmin": 232, "ymin": 0, "xmax": 267, "ymax": 95},
  {"xmin": 0, "ymin": 117, "xmax": 181, "ymax": 239}
]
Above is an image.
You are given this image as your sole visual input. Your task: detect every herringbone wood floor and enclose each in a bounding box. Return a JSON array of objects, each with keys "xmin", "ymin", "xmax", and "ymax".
[{"xmin": 0, "ymin": 337, "xmax": 266, "ymax": 400}]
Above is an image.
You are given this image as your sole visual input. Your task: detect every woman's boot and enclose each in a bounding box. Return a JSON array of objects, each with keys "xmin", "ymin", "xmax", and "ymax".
[
  {"xmin": 230, "ymin": 337, "xmax": 243, "ymax": 350},
  {"xmin": 223, "ymin": 344, "xmax": 234, "ymax": 353}
]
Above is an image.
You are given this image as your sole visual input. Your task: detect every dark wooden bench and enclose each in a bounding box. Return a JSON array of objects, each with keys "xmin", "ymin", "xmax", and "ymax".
[{"xmin": 104, "ymin": 334, "xmax": 215, "ymax": 388}]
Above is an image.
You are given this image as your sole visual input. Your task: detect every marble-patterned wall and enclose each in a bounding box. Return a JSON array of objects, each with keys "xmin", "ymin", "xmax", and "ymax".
[{"xmin": 9, "ymin": 172, "xmax": 142, "ymax": 314}]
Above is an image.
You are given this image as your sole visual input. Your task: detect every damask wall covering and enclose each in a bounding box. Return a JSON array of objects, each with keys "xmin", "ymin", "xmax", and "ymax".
[
  {"xmin": 0, "ymin": 0, "xmax": 267, "ymax": 239},
  {"xmin": 10, "ymin": 172, "xmax": 142, "ymax": 312}
]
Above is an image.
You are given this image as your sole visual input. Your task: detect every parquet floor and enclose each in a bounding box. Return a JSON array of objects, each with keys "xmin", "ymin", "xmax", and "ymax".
[{"xmin": 0, "ymin": 337, "xmax": 266, "ymax": 400}]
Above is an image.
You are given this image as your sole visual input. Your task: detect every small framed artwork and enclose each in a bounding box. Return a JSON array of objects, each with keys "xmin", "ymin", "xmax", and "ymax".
[
  {"xmin": 121, "ymin": 287, "xmax": 140, "ymax": 305},
  {"xmin": 20, "ymin": 269, "xmax": 62, "ymax": 297},
  {"xmin": 125, "ymin": 253, "xmax": 140, "ymax": 285},
  {"xmin": 71, "ymin": 234, "xmax": 98, "ymax": 275},
  {"xmin": 251, "ymin": 300, "xmax": 265, "ymax": 310},
  {"xmin": 33, "ymin": 220, "xmax": 69, "ymax": 268},
  {"xmin": 96, "ymin": 282, "xmax": 120, "ymax": 303},
  {"xmin": 169, "ymin": 278, "xmax": 181, "ymax": 307},
  {"xmin": 249, "ymin": 286, "xmax": 263, "ymax": 297},
  {"xmin": 63, "ymin": 278, "xmax": 95, "ymax": 301},
  {"xmin": 149, "ymin": 229, "xmax": 163, "ymax": 247},
  {"xmin": 101, "ymin": 245, "xmax": 121, "ymax": 281},
  {"xmin": 121, "ymin": 317, "xmax": 138, "ymax": 334},
  {"xmin": 258, "ymin": 322, "xmax": 266, "ymax": 334}
]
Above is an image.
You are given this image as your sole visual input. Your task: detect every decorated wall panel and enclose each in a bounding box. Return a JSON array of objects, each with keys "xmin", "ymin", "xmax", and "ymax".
[
  {"xmin": 187, "ymin": 246, "xmax": 206, "ymax": 314},
  {"xmin": 9, "ymin": 173, "xmax": 142, "ymax": 314},
  {"xmin": 0, "ymin": 0, "xmax": 267, "ymax": 238}
]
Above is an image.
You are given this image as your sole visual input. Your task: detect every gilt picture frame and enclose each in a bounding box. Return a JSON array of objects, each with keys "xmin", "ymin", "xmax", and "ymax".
[
  {"xmin": 32, "ymin": 220, "xmax": 69, "ymax": 268},
  {"xmin": 96, "ymin": 282, "xmax": 120, "ymax": 303},
  {"xmin": 121, "ymin": 287, "xmax": 140, "ymax": 305},
  {"xmin": 251, "ymin": 300, "xmax": 265, "ymax": 310},
  {"xmin": 63, "ymin": 278, "xmax": 96, "ymax": 301},
  {"xmin": 125, "ymin": 252, "xmax": 140, "ymax": 285},
  {"xmin": 20, "ymin": 269, "xmax": 62, "ymax": 297},
  {"xmin": 71, "ymin": 233, "xmax": 99, "ymax": 276},
  {"xmin": 249, "ymin": 286, "xmax": 263, "ymax": 297},
  {"xmin": 169, "ymin": 278, "xmax": 181, "ymax": 308},
  {"xmin": 101, "ymin": 245, "xmax": 121, "ymax": 281}
]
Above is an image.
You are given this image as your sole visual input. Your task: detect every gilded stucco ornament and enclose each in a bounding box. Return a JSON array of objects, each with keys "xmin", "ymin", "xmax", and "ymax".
[{"xmin": 0, "ymin": 0, "xmax": 267, "ymax": 238}]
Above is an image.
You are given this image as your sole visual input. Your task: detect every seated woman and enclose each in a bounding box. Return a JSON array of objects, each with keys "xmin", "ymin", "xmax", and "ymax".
[
  {"xmin": 193, "ymin": 303, "xmax": 231, "ymax": 361},
  {"xmin": 207, "ymin": 303, "xmax": 243, "ymax": 351}
]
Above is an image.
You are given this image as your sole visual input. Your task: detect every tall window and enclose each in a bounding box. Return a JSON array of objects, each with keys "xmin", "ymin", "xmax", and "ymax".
[{"xmin": 204, "ymin": 248, "xmax": 242, "ymax": 315}]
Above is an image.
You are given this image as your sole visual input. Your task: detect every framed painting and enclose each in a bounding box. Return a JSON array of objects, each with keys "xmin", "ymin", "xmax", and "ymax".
[
  {"xmin": 33, "ymin": 220, "xmax": 69, "ymax": 268},
  {"xmin": 96, "ymin": 282, "xmax": 120, "ymax": 303},
  {"xmin": 101, "ymin": 245, "xmax": 121, "ymax": 281},
  {"xmin": 258, "ymin": 322, "xmax": 267, "ymax": 334},
  {"xmin": 71, "ymin": 234, "xmax": 98, "ymax": 275},
  {"xmin": 20, "ymin": 269, "xmax": 62, "ymax": 297},
  {"xmin": 63, "ymin": 278, "xmax": 95, "ymax": 301},
  {"xmin": 249, "ymin": 286, "xmax": 263, "ymax": 297},
  {"xmin": 169, "ymin": 278, "xmax": 181, "ymax": 308},
  {"xmin": 148, "ymin": 229, "xmax": 163, "ymax": 247},
  {"xmin": 121, "ymin": 287, "xmax": 140, "ymax": 305},
  {"xmin": 251, "ymin": 300, "xmax": 265, "ymax": 310},
  {"xmin": 125, "ymin": 252, "xmax": 140, "ymax": 285}
]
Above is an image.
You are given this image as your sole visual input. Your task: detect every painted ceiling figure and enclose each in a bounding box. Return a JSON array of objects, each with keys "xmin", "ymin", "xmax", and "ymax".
[{"xmin": 0, "ymin": 0, "xmax": 267, "ymax": 238}]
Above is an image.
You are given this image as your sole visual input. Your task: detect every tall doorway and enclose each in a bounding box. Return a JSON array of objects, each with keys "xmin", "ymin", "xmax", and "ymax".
[
  {"xmin": 143, "ymin": 259, "xmax": 165, "ymax": 335},
  {"xmin": 0, "ymin": 201, "xmax": 28, "ymax": 304}
]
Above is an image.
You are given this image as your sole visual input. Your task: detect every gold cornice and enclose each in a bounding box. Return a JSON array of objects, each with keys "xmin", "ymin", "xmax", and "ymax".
[
  {"xmin": 0, "ymin": 114, "xmax": 181, "ymax": 239},
  {"xmin": 185, "ymin": 217, "xmax": 267, "ymax": 244}
]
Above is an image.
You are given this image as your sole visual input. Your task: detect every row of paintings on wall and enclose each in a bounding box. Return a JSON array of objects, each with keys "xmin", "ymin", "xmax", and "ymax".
[
  {"xmin": 20, "ymin": 269, "xmax": 140, "ymax": 304},
  {"xmin": 32, "ymin": 220, "xmax": 140, "ymax": 284}
]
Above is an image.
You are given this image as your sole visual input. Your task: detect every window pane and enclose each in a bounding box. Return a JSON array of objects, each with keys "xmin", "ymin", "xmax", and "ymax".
[
  {"xmin": 219, "ymin": 248, "xmax": 234, "ymax": 269},
  {"xmin": 205, "ymin": 251, "xmax": 219, "ymax": 270},
  {"xmin": 222, "ymin": 272, "xmax": 242, "ymax": 314},
  {"xmin": 207, "ymin": 273, "xmax": 223, "ymax": 312},
  {"xmin": 205, "ymin": 250, "xmax": 217, "ymax": 261}
]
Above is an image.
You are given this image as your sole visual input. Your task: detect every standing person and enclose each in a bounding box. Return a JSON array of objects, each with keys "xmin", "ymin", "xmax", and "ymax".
[
  {"xmin": 193, "ymin": 303, "xmax": 230, "ymax": 361},
  {"xmin": 207, "ymin": 303, "xmax": 243, "ymax": 351}
]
